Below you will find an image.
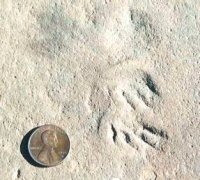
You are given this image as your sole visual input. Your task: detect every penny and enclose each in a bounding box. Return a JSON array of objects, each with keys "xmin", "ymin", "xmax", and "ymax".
[{"xmin": 28, "ymin": 124, "xmax": 70, "ymax": 167}]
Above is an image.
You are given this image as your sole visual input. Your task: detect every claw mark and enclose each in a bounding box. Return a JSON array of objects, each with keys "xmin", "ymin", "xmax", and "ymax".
[
  {"xmin": 123, "ymin": 131, "xmax": 131, "ymax": 143},
  {"xmin": 143, "ymin": 124, "xmax": 168, "ymax": 139},
  {"xmin": 111, "ymin": 124, "xmax": 117, "ymax": 143},
  {"xmin": 136, "ymin": 90, "xmax": 151, "ymax": 108},
  {"xmin": 97, "ymin": 112, "xmax": 106, "ymax": 133},
  {"xmin": 144, "ymin": 74, "xmax": 159, "ymax": 96},
  {"xmin": 89, "ymin": 66, "xmax": 166, "ymax": 153},
  {"xmin": 122, "ymin": 91, "xmax": 136, "ymax": 110},
  {"xmin": 108, "ymin": 122, "xmax": 167, "ymax": 152},
  {"xmin": 122, "ymin": 131, "xmax": 139, "ymax": 150},
  {"xmin": 137, "ymin": 124, "xmax": 168, "ymax": 150},
  {"xmin": 140, "ymin": 132, "xmax": 158, "ymax": 149},
  {"xmin": 17, "ymin": 169, "xmax": 21, "ymax": 178},
  {"xmin": 116, "ymin": 71, "xmax": 160, "ymax": 111}
]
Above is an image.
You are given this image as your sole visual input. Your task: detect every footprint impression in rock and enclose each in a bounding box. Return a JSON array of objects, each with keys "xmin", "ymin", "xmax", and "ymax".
[{"xmin": 89, "ymin": 62, "xmax": 168, "ymax": 156}]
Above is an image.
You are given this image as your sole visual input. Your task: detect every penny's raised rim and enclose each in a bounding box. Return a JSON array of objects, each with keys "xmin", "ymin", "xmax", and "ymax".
[{"xmin": 28, "ymin": 124, "xmax": 70, "ymax": 167}]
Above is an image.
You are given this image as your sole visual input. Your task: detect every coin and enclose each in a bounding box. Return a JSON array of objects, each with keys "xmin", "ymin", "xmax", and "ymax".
[{"xmin": 28, "ymin": 124, "xmax": 70, "ymax": 167}]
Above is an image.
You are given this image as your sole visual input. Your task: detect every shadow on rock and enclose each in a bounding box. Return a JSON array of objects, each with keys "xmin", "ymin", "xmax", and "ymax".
[{"xmin": 20, "ymin": 127, "xmax": 47, "ymax": 168}]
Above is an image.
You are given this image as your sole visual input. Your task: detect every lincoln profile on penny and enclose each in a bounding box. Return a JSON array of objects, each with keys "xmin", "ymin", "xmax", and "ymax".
[
  {"xmin": 28, "ymin": 124, "xmax": 70, "ymax": 167},
  {"xmin": 38, "ymin": 130, "xmax": 60, "ymax": 165}
]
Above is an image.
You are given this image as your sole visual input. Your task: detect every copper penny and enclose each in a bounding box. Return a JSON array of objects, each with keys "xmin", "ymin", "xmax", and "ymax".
[{"xmin": 28, "ymin": 124, "xmax": 70, "ymax": 167}]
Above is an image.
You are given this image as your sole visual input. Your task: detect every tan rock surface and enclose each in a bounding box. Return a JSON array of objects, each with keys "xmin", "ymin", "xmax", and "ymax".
[{"xmin": 0, "ymin": 0, "xmax": 199, "ymax": 179}]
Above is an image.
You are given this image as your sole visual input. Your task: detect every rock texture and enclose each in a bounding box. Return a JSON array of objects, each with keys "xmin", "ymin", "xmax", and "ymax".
[{"xmin": 0, "ymin": 0, "xmax": 199, "ymax": 179}]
